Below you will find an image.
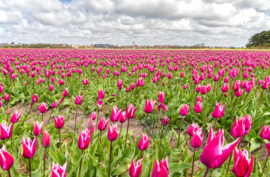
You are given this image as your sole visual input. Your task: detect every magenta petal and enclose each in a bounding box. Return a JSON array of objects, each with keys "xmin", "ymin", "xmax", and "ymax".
[
  {"xmin": 215, "ymin": 138, "xmax": 240, "ymax": 168},
  {"xmin": 244, "ymin": 155, "xmax": 254, "ymax": 177}
]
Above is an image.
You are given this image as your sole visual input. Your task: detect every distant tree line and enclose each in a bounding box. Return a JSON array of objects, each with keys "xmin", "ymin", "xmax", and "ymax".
[{"xmin": 246, "ymin": 30, "xmax": 270, "ymax": 48}]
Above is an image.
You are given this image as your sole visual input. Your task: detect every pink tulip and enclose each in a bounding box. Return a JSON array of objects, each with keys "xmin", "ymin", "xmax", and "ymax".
[
  {"xmin": 212, "ymin": 102, "xmax": 225, "ymax": 118},
  {"xmin": 88, "ymin": 118, "xmax": 95, "ymax": 135},
  {"xmin": 110, "ymin": 106, "xmax": 123, "ymax": 122},
  {"xmin": 54, "ymin": 115, "xmax": 65, "ymax": 129},
  {"xmin": 51, "ymin": 162, "xmax": 67, "ymax": 177},
  {"xmin": 131, "ymin": 83, "xmax": 135, "ymax": 90},
  {"xmin": 32, "ymin": 94, "xmax": 38, "ymax": 103},
  {"xmin": 157, "ymin": 103, "xmax": 168, "ymax": 112},
  {"xmin": 200, "ymin": 125, "xmax": 240, "ymax": 169},
  {"xmin": 243, "ymin": 115, "xmax": 252, "ymax": 135},
  {"xmin": 221, "ymin": 83, "xmax": 229, "ymax": 92},
  {"xmin": 235, "ymin": 89, "xmax": 244, "ymax": 97},
  {"xmin": 98, "ymin": 117, "xmax": 109, "ymax": 131},
  {"xmin": 138, "ymin": 133, "xmax": 150, "ymax": 151},
  {"xmin": 260, "ymin": 125, "xmax": 270, "ymax": 139},
  {"xmin": 161, "ymin": 116, "xmax": 171, "ymax": 126},
  {"xmin": 187, "ymin": 123, "xmax": 200, "ymax": 136},
  {"xmin": 52, "ymin": 101, "xmax": 58, "ymax": 108},
  {"xmin": 74, "ymin": 95, "xmax": 83, "ymax": 105},
  {"xmin": 78, "ymin": 129, "xmax": 90, "ymax": 150},
  {"xmin": 82, "ymin": 79, "xmax": 88, "ymax": 85},
  {"xmin": 4, "ymin": 93, "xmax": 9, "ymax": 101},
  {"xmin": 266, "ymin": 142, "xmax": 270, "ymax": 156},
  {"xmin": 158, "ymin": 92, "xmax": 165, "ymax": 103},
  {"xmin": 152, "ymin": 156, "xmax": 169, "ymax": 177},
  {"xmin": 108, "ymin": 124, "xmax": 119, "ymax": 141},
  {"xmin": 33, "ymin": 121, "xmax": 43, "ymax": 137},
  {"xmin": 127, "ymin": 104, "xmax": 137, "ymax": 119},
  {"xmin": 38, "ymin": 102, "xmax": 47, "ymax": 113},
  {"xmin": 232, "ymin": 148, "xmax": 253, "ymax": 177},
  {"xmin": 119, "ymin": 112, "xmax": 127, "ymax": 123},
  {"xmin": 0, "ymin": 123, "xmax": 13, "ymax": 140},
  {"xmin": 206, "ymin": 84, "xmax": 211, "ymax": 92},
  {"xmin": 126, "ymin": 86, "xmax": 130, "ymax": 92},
  {"xmin": 22, "ymin": 137, "xmax": 36, "ymax": 159},
  {"xmin": 179, "ymin": 104, "xmax": 189, "ymax": 116},
  {"xmin": 42, "ymin": 130, "xmax": 50, "ymax": 148},
  {"xmin": 231, "ymin": 117, "xmax": 245, "ymax": 138},
  {"xmin": 144, "ymin": 99, "xmax": 156, "ymax": 113},
  {"xmin": 10, "ymin": 111, "xmax": 21, "ymax": 123},
  {"xmin": 194, "ymin": 101, "xmax": 202, "ymax": 113},
  {"xmin": 261, "ymin": 81, "xmax": 269, "ymax": 89},
  {"xmin": 129, "ymin": 158, "xmax": 143, "ymax": 177},
  {"xmin": 98, "ymin": 90, "xmax": 105, "ymax": 100},
  {"xmin": 90, "ymin": 112, "xmax": 97, "ymax": 120},
  {"xmin": 0, "ymin": 144, "xmax": 14, "ymax": 170},
  {"xmin": 62, "ymin": 88, "xmax": 68, "ymax": 97},
  {"xmin": 191, "ymin": 128, "xmax": 203, "ymax": 148}
]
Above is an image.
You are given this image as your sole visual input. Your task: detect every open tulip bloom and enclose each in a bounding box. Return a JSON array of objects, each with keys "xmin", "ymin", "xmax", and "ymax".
[
  {"xmin": 232, "ymin": 148, "xmax": 254, "ymax": 177},
  {"xmin": 51, "ymin": 161, "xmax": 67, "ymax": 177},
  {"xmin": 129, "ymin": 158, "xmax": 143, "ymax": 177},
  {"xmin": 0, "ymin": 144, "xmax": 14, "ymax": 173},
  {"xmin": 153, "ymin": 156, "xmax": 169, "ymax": 177}
]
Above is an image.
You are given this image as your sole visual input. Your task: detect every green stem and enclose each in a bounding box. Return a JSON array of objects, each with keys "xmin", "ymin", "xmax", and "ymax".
[
  {"xmin": 108, "ymin": 141, "xmax": 113, "ymax": 177},
  {"xmin": 191, "ymin": 148, "xmax": 196, "ymax": 177}
]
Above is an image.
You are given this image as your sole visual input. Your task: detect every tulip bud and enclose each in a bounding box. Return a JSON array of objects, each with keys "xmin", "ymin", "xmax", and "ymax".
[
  {"xmin": 187, "ymin": 123, "xmax": 200, "ymax": 136},
  {"xmin": 10, "ymin": 111, "xmax": 21, "ymax": 123},
  {"xmin": 74, "ymin": 95, "xmax": 83, "ymax": 105},
  {"xmin": 108, "ymin": 124, "xmax": 119, "ymax": 141},
  {"xmin": 232, "ymin": 148, "xmax": 254, "ymax": 177},
  {"xmin": 119, "ymin": 112, "xmax": 127, "ymax": 123},
  {"xmin": 161, "ymin": 116, "xmax": 171, "ymax": 126},
  {"xmin": 144, "ymin": 99, "xmax": 156, "ymax": 113},
  {"xmin": 98, "ymin": 90, "xmax": 105, "ymax": 100},
  {"xmin": 0, "ymin": 123, "xmax": 13, "ymax": 140},
  {"xmin": 78, "ymin": 129, "xmax": 90, "ymax": 150},
  {"xmin": 183, "ymin": 85, "xmax": 187, "ymax": 89},
  {"xmin": 0, "ymin": 144, "xmax": 14, "ymax": 170},
  {"xmin": 179, "ymin": 104, "xmax": 189, "ymax": 116},
  {"xmin": 194, "ymin": 101, "xmax": 202, "ymax": 113},
  {"xmin": 191, "ymin": 128, "xmax": 203, "ymax": 148},
  {"xmin": 138, "ymin": 133, "xmax": 150, "ymax": 151},
  {"xmin": 54, "ymin": 115, "xmax": 65, "ymax": 129},
  {"xmin": 33, "ymin": 121, "xmax": 43, "ymax": 137},
  {"xmin": 152, "ymin": 156, "xmax": 169, "ymax": 177},
  {"xmin": 22, "ymin": 137, "xmax": 36, "ymax": 159},
  {"xmin": 98, "ymin": 117, "xmax": 109, "ymax": 131},
  {"xmin": 221, "ymin": 83, "xmax": 229, "ymax": 92},
  {"xmin": 158, "ymin": 92, "xmax": 165, "ymax": 103},
  {"xmin": 42, "ymin": 130, "xmax": 50, "ymax": 148},
  {"xmin": 52, "ymin": 101, "xmax": 58, "ymax": 108},
  {"xmin": 243, "ymin": 115, "xmax": 252, "ymax": 135},
  {"xmin": 90, "ymin": 112, "xmax": 97, "ymax": 120},
  {"xmin": 127, "ymin": 104, "xmax": 137, "ymax": 119},
  {"xmin": 212, "ymin": 102, "xmax": 225, "ymax": 118},
  {"xmin": 129, "ymin": 158, "xmax": 143, "ymax": 177},
  {"xmin": 4, "ymin": 93, "xmax": 9, "ymax": 101},
  {"xmin": 231, "ymin": 117, "xmax": 245, "ymax": 138}
]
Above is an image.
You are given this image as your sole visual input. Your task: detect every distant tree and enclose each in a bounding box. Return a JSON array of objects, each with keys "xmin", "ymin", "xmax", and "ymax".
[{"xmin": 247, "ymin": 30, "xmax": 270, "ymax": 47}]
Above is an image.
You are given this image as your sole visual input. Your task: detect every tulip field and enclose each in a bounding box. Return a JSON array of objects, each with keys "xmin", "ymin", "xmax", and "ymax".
[{"xmin": 1, "ymin": 49, "xmax": 270, "ymax": 177}]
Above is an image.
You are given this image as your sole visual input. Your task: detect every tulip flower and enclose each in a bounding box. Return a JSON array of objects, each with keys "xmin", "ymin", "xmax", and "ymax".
[
  {"xmin": 152, "ymin": 156, "xmax": 169, "ymax": 177},
  {"xmin": 191, "ymin": 128, "xmax": 203, "ymax": 177},
  {"xmin": 231, "ymin": 117, "xmax": 245, "ymax": 138},
  {"xmin": 221, "ymin": 83, "xmax": 229, "ymax": 92},
  {"xmin": 243, "ymin": 115, "xmax": 252, "ymax": 135},
  {"xmin": 62, "ymin": 88, "xmax": 68, "ymax": 97},
  {"xmin": 90, "ymin": 112, "xmax": 97, "ymax": 120},
  {"xmin": 78, "ymin": 129, "xmax": 90, "ymax": 150},
  {"xmin": 51, "ymin": 162, "xmax": 67, "ymax": 177},
  {"xmin": 38, "ymin": 102, "xmax": 47, "ymax": 121},
  {"xmin": 212, "ymin": 102, "xmax": 225, "ymax": 130},
  {"xmin": 10, "ymin": 111, "xmax": 21, "ymax": 123},
  {"xmin": 129, "ymin": 158, "xmax": 143, "ymax": 177},
  {"xmin": 98, "ymin": 89, "xmax": 105, "ymax": 100},
  {"xmin": 42, "ymin": 130, "xmax": 50, "ymax": 148},
  {"xmin": 119, "ymin": 111, "xmax": 127, "ymax": 124},
  {"xmin": 187, "ymin": 123, "xmax": 200, "ymax": 137},
  {"xmin": 110, "ymin": 106, "xmax": 123, "ymax": 122},
  {"xmin": 82, "ymin": 79, "xmax": 88, "ymax": 85},
  {"xmin": 194, "ymin": 101, "xmax": 202, "ymax": 121},
  {"xmin": 232, "ymin": 148, "xmax": 253, "ymax": 177},
  {"xmin": 260, "ymin": 125, "xmax": 270, "ymax": 140},
  {"xmin": 235, "ymin": 89, "xmax": 244, "ymax": 97},
  {"xmin": 144, "ymin": 99, "xmax": 156, "ymax": 113},
  {"xmin": 178, "ymin": 104, "xmax": 189, "ymax": 147},
  {"xmin": 0, "ymin": 123, "xmax": 13, "ymax": 140},
  {"xmin": 0, "ymin": 144, "xmax": 14, "ymax": 172},
  {"xmin": 200, "ymin": 125, "xmax": 240, "ymax": 176},
  {"xmin": 108, "ymin": 124, "xmax": 119, "ymax": 176},
  {"xmin": 54, "ymin": 115, "xmax": 64, "ymax": 152},
  {"xmin": 161, "ymin": 116, "xmax": 171, "ymax": 126},
  {"xmin": 4, "ymin": 93, "xmax": 9, "ymax": 101},
  {"xmin": 127, "ymin": 104, "xmax": 137, "ymax": 119},
  {"xmin": 74, "ymin": 95, "xmax": 83, "ymax": 105},
  {"xmin": 158, "ymin": 92, "xmax": 165, "ymax": 103},
  {"xmin": 33, "ymin": 121, "xmax": 43, "ymax": 137},
  {"xmin": 138, "ymin": 133, "xmax": 150, "ymax": 151},
  {"xmin": 52, "ymin": 101, "xmax": 58, "ymax": 108},
  {"xmin": 22, "ymin": 136, "xmax": 37, "ymax": 159},
  {"xmin": 98, "ymin": 117, "xmax": 109, "ymax": 131}
]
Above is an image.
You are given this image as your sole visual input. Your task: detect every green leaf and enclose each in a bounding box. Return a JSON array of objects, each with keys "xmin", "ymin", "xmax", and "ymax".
[
  {"xmin": 168, "ymin": 162, "xmax": 192, "ymax": 176},
  {"xmin": 250, "ymin": 137, "xmax": 262, "ymax": 152},
  {"xmin": 96, "ymin": 166, "xmax": 107, "ymax": 177}
]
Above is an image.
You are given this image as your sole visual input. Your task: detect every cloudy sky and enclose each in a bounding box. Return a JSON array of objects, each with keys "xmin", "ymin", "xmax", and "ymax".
[{"xmin": 0, "ymin": 0, "xmax": 270, "ymax": 47}]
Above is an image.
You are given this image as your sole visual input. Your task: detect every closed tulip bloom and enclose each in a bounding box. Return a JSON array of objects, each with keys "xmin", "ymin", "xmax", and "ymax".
[
  {"xmin": 221, "ymin": 83, "xmax": 229, "ymax": 92},
  {"xmin": 129, "ymin": 158, "xmax": 143, "ymax": 177},
  {"xmin": 0, "ymin": 86, "xmax": 5, "ymax": 93},
  {"xmin": 180, "ymin": 72, "xmax": 184, "ymax": 77},
  {"xmin": 51, "ymin": 162, "xmax": 67, "ymax": 177},
  {"xmin": 131, "ymin": 83, "xmax": 135, "ymax": 90},
  {"xmin": 224, "ymin": 76, "xmax": 229, "ymax": 83},
  {"xmin": 206, "ymin": 84, "xmax": 211, "ymax": 92},
  {"xmin": 82, "ymin": 79, "xmax": 88, "ymax": 85},
  {"xmin": 161, "ymin": 116, "xmax": 171, "ymax": 126},
  {"xmin": 243, "ymin": 115, "xmax": 252, "ymax": 135},
  {"xmin": 4, "ymin": 93, "xmax": 9, "ymax": 101},
  {"xmin": 33, "ymin": 121, "xmax": 43, "ymax": 136},
  {"xmin": 187, "ymin": 123, "xmax": 200, "ymax": 136},
  {"xmin": 168, "ymin": 72, "xmax": 172, "ymax": 79},
  {"xmin": 195, "ymin": 84, "xmax": 201, "ymax": 93},
  {"xmin": 200, "ymin": 86, "xmax": 207, "ymax": 94},
  {"xmin": 98, "ymin": 89, "xmax": 105, "ymax": 100},
  {"xmin": 110, "ymin": 106, "xmax": 123, "ymax": 122},
  {"xmin": 119, "ymin": 111, "xmax": 127, "ymax": 123},
  {"xmin": 232, "ymin": 148, "xmax": 254, "ymax": 177},
  {"xmin": 74, "ymin": 95, "xmax": 83, "ymax": 105},
  {"xmin": 152, "ymin": 156, "xmax": 169, "ymax": 177},
  {"xmin": 191, "ymin": 128, "xmax": 203, "ymax": 148},
  {"xmin": 127, "ymin": 104, "xmax": 137, "ymax": 119},
  {"xmin": 233, "ymin": 81, "xmax": 241, "ymax": 91},
  {"xmin": 231, "ymin": 117, "xmax": 245, "ymax": 138},
  {"xmin": 212, "ymin": 102, "xmax": 225, "ymax": 118},
  {"xmin": 235, "ymin": 89, "xmax": 244, "ymax": 97},
  {"xmin": 260, "ymin": 125, "xmax": 270, "ymax": 139},
  {"xmin": 7, "ymin": 108, "xmax": 11, "ymax": 114},
  {"xmin": 108, "ymin": 124, "xmax": 119, "ymax": 141},
  {"xmin": 200, "ymin": 125, "xmax": 240, "ymax": 169},
  {"xmin": 42, "ymin": 130, "xmax": 50, "ymax": 148},
  {"xmin": 0, "ymin": 123, "xmax": 13, "ymax": 140},
  {"xmin": 52, "ymin": 101, "xmax": 58, "ymax": 108},
  {"xmin": 179, "ymin": 104, "xmax": 189, "ymax": 116},
  {"xmin": 38, "ymin": 102, "xmax": 47, "ymax": 113},
  {"xmin": 90, "ymin": 112, "xmax": 97, "ymax": 120},
  {"xmin": 138, "ymin": 133, "xmax": 150, "ymax": 151},
  {"xmin": 144, "ymin": 99, "xmax": 156, "ymax": 113},
  {"xmin": 98, "ymin": 117, "xmax": 109, "ymax": 131},
  {"xmin": 97, "ymin": 100, "xmax": 103, "ymax": 110},
  {"xmin": 126, "ymin": 86, "xmax": 130, "ymax": 92},
  {"xmin": 158, "ymin": 92, "xmax": 165, "ymax": 103},
  {"xmin": 62, "ymin": 88, "xmax": 68, "ymax": 97},
  {"xmin": 183, "ymin": 85, "xmax": 187, "ymax": 89},
  {"xmin": 32, "ymin": 94, "xmax": 38, "ymax": 103},
  {"xmin": 88, "ymin": 118, "xmax": 95, "ymax": 135},
  {"xmin": 261, "ymin": 81, "xmax": 269, "ymax": 89},
  {"xmin": 22, "ymin": 137, "xmax": 36, "ymax": 159},
  {"xmin": 10, "ymin": 111, "xmax": 21, "ymax": 123},
  {"xmin": 214, "ymin": 74, "xmax": 219, "ymax": 81},
  {"xmin": 162, "ymin": 81, "xmax": 165, "ymax": 86},
  {"xmin": 194, "ymin": 101, "xmax": 202, "ymax": 113},
  {"xmin": 49, "ymin": 85, "xmax": 54, "ymax": 91},
  {"xmin": 197, "ymin": 96, "xmax": 202, "ymax": 102},
  {"xmin": 78, "ymin": 129, "xmax": 90, "ymax": 150},
  {"xmin": 0, "ymin": 144, "xmax": 14, "ymax": 170},
  {"xmin": 54, "ymin": 115, "xmax": 65, "ymax": 129}
]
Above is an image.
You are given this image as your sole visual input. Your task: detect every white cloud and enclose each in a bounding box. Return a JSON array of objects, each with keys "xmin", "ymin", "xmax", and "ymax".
[{"xmin": 0, "ymin": 0, "xmax": 269, "ymax": 47}]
